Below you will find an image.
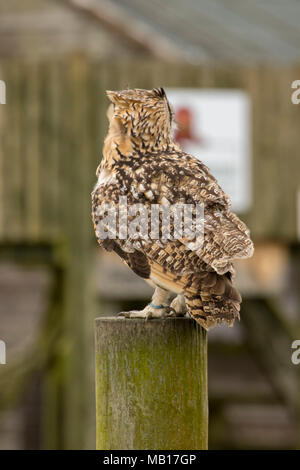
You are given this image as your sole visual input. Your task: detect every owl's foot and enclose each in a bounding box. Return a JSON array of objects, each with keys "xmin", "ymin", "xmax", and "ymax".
[
  {"xmin": 168, "ymin": 295, "xmax": 188, "ymax": 317},
  {"xmin": 118, "ymin": 303, "xmax": 174, "ymax": 320}
]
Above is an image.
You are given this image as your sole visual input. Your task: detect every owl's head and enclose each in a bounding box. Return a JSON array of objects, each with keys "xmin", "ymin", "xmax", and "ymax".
[{"xmin": 106, "ymin": 88, "xmax": 175, "ymax": 149}]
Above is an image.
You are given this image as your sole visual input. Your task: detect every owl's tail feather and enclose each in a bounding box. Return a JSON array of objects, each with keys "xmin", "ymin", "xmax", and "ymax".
[{"xmin": 185, "ymin": 271, "xmax": 241, "ymax": 330}]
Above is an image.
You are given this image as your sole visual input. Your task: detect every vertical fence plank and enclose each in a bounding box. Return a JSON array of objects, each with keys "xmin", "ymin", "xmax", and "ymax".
[
  {"xmin": 60, "ymin": 55, "xmax": 96, "ymax": 450},
  {"xmin": 22, "ymin": 62, "xmax": 41, "ymax": 239},
  {"xmin": 1, "ymin": 63, "xmax": 23, "ymax": 239}
]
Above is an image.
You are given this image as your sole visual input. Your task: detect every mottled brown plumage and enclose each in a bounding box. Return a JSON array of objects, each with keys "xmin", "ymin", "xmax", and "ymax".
[{"xmin": 92, "ymin": 88, "xmax": 254, "ymax": 330}]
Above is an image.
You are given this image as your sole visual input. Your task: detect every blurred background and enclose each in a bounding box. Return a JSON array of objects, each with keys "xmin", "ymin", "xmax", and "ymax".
[{"xmin": 0, "ymin": 0, "xmax": 300, "ymax": 450}]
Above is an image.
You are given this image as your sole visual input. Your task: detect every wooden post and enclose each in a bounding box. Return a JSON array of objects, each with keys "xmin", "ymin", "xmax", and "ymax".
[{"xmin": 95, "ymin": 317, "xmax": 208, "ymax": 450}]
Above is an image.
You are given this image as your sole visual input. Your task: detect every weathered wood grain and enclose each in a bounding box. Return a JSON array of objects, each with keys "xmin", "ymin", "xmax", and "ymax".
[{"xmin": 95, "ymin": 317, "xmax": 208, "ymax": 450}]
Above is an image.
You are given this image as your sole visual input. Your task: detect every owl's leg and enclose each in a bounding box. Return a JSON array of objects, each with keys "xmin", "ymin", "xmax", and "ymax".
[
  {"xmin": 169, "ymin": 294, "xmax": 188, "ymax": 317},
  {"xmin": 118, "ymin": 286, "xmax": 172, "ymax": 319}
]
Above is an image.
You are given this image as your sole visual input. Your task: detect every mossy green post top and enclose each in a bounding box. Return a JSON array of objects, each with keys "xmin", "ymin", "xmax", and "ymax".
[{"xmin": 95, "ymin": 317, "xmax": 208, "ymax": 450}]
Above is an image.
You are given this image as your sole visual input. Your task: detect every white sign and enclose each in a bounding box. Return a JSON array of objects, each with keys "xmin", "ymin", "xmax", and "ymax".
[{"xmin": 167, "ymin": 89, "xmax": 251, "ymax": 213}]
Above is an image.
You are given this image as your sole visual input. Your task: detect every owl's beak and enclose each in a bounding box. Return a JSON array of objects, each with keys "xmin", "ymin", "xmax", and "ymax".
[
  {"xmin": 106, "ymin": 103, "xmax": 114, "ymax": 121},
  {"xmin": 106, "ymin": 90, "xmax": 119, "ymax": 104}
]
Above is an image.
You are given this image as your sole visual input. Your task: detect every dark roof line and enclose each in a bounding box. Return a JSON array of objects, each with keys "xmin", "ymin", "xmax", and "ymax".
[{"xmin": 59, "ymin": 0, "xmax": 184, "ymax": 61}]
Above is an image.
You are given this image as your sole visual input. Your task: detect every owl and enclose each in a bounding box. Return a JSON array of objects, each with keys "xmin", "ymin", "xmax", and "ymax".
[{"xmin": 92, "ymin": 88, "xmax": 254, "ymax": 330}]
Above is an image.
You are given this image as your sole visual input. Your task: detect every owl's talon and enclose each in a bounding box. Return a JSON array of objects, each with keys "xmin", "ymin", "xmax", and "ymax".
[
  {"xmin": 117, "ymin": 310, "xmax": 146, "ymax": 319},
  {"xmin": 166, "ymin": 307, "xmax": 185, "ymax": 317},
  {"xmin": 117, "ymin": 304, "xmax": 169, "ymax": 320},
  {"xmin": 117, "ymin": 311, "xmax": 130, "ymax": 318},
  {"xmin": 169, "ymin": 295, "xmax": 187, "ymax": 317},
  {"xmin": 165, "ymin": 306, "xmax": 175, "ymax": 315}
]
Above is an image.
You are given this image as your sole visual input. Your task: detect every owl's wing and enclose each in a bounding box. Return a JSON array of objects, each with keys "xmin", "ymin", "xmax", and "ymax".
[
  {"xmin": 135, "ymin": 151, "xmax": 254, "ymax": 275},
  {"xmin": 92, "ymin": 150, "xmax": 253, "ymax": 276}
]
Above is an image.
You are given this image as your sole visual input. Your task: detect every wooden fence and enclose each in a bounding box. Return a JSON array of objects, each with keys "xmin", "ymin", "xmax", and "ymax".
[
  {"xmin": 0, "ymin": 57, "xmax": 299, "ymax": 449},
  {"xmin": 0, "ymin": 59, "xmax": 299, "ymax": 242}
]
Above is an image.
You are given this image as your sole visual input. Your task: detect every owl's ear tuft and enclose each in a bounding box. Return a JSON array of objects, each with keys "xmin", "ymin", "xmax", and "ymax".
[
  {"xmin": 106, "ymin": 90, "xmax": 120, "ymax": 104},
  {"xmin": 153, "ymin": 87, "xmax": 166, "ymax": 98}
]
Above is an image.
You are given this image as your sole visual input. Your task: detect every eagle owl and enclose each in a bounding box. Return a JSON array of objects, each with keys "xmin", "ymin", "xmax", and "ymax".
[{"xmin": 92, "ymin": 88, "xmax": 254, "ymax": 330}]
